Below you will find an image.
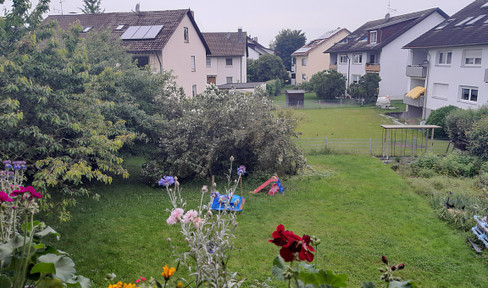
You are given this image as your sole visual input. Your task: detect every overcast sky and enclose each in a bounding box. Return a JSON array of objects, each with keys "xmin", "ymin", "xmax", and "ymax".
[{"xmin": 2, "ymin": 0, "xmax": 475, "ymax": 46}]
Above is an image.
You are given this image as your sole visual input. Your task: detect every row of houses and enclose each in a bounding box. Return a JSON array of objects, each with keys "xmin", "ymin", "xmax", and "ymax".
[
  {"xmin": 45, "ymin": 9, "xmax": 272, "ymax": 97},
  {"xmin": 291, "ymin": 0, "xmax": 488, "ymax": 119}
]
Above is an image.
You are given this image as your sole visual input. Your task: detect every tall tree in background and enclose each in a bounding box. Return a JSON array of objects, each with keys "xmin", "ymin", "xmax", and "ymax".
[
  {"xmin": 270, "ymin": 29, "xmax": 306, "ymax": 71},
  {"xmin": 247, "ymin": 54, "xmax": 288, "ymax": 82},
  {"xmin": 80, "ymin": 0, "xmax": 104, "ymax": 14}
]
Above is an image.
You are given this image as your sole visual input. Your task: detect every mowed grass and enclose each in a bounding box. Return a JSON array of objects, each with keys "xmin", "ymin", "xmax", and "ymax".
[{"xmin": 44, "ymin": 155, "xmax": 488, "ymax": 287}]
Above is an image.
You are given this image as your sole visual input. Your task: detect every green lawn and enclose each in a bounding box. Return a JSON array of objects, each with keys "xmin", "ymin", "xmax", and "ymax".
[{"xmin": 44, "ymin": 155, "xmax": 488, "ymax": 287}]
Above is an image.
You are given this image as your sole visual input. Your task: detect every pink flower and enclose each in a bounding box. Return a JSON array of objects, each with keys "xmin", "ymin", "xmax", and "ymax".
[
  {"xmin": 193, "ymin": 217, "xmax": 204, "ymax": 228},
  {"xmin": 166, "ymin": 216, "xmax": 177, "ymax": 225},
  {"xmin": 182, "ymin": 209, "xmax": 198, "ymax": 224},
  {"xmin": 166, "ymin": 208, "xmax": 185, "ymax": 225},
  {"xmin": 0, "ymin": 191, "xmax": 13, "ymax": 203}
]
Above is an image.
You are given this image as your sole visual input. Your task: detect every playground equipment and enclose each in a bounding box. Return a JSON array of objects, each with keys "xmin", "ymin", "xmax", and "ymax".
[
  {"xmin": 210, "ymin": 193, "xmax": 245, "ymax": 212},
  {"xmin": 250, "ymin": 175, "xmax": 284, "ymax": 196},
  {"xmin": 472, "ymin": 215, "xmax": 488, "ymax": 251}
]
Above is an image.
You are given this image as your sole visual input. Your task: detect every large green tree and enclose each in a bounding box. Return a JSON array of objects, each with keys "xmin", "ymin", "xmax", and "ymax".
[
  {"xmin": 80, "ymin": 0, "xmax": 104, "ymax": 14},
  {"xmin": 247, "ymin": 54, "xmax": 288, "ymax": 82},
  {"xmin": 310, "ymin": 70, "xmax": 346, "ymax": 100},
  {"xmin": 270, "ymin": 29, "xmax": 306, "ymax": 70}
]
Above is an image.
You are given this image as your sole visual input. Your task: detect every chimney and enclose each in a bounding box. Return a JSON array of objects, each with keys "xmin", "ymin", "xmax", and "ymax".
[{"xmin": 238, "ymin": 28, "xmax": 243, "ymax": 42}]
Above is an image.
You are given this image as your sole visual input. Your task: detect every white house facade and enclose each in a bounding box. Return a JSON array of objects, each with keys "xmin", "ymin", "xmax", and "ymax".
[
  {"xmin": 404, "ymin": 0, "xmax": 488, "ymax": 118},
  {"xmin": 326, "ymin": 8, "xmax": 448, "ymax": 100}
]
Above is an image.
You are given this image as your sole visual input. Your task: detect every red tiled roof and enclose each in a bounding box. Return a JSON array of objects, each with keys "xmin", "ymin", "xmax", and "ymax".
[
  {"xmin": 202, "ymin": 32, "xmax": 247, "ymax": 56},
  {"xmin": 44, "ymin": 9, "xmax": 209, "ymax": 53}
]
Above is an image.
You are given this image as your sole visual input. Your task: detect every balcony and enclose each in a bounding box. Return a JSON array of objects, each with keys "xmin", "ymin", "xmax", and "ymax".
[
  {"xmin": 403, "ymin": 95, "xmax": 424, "ymax": 108},
  {"xmin": 365, "ymin": 63, "xmax": 380, "ymax": 73},
  {"xmin": 406, "ymin": 65, "xmax": 427, "ymax": 78},
  {"xmin": 329, "ymin": 64, "xmax": 338, "ymax": 70}
]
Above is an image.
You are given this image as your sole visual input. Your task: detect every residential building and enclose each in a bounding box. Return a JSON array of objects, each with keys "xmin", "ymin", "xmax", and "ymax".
[
  {"xmin": 247, "ymin": 36, "xmax": 274, "ymax": 60},
  {"xmin": 203, "ymin": 29, "xmax": 247, "ymax": 85},
  {"xmin": 44, "ymin": 9, "xmax": 210, "ymax": 97},
  {"xmin": 326, "ymin": 8, "xmax": 448, "ymax": 100},
  {"xmin": 291, "ymin": 28, "xmax": 350, "ymax": 85},
  {"xmin": 404, "ymin": 0, "xmax": 488, "ymax": 119}
]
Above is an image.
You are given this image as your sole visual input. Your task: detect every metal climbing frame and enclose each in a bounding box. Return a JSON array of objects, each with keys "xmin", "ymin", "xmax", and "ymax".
[{"xmin": 381, "ymin": 125, "xmax": 441, "ymax": 159}]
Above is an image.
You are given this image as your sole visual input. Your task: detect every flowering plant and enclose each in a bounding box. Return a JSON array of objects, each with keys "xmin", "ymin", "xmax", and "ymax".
[
  {"xmin": 161, "ymin": 157, "xmax": 245, "ymax": 287},
  {"xmin": 0, "ymin": 160, "xmax": 90, "ymax": 288}
]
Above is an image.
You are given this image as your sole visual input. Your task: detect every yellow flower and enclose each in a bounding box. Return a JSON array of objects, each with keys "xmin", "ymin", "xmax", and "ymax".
[
  {"xmin": 161, "ymin": 264, "xmax": 176, "ymax": 280},
  {"xmin": 107, "ymin": 282, "xmax": 135, "ymax": 288},
  {"xmin": 176, "ymin": 282, "xmax": 184, "ymax": 288}
]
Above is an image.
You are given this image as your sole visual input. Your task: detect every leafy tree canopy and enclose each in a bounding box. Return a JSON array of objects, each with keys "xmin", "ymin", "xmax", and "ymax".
[
  {"xmin": 270, "ymin": 29, "xmax": 306, "ymax": 70},
  {"xmin": 310, "ymin": 70, "xmax": 346, "ymax": 100},
  {"xmin": 247, "ymin": 54, "xmax": 288, "ymax": 82},
  {"xmin": 80, "ymin": 0, "xmax": 104, "ymax": 14}
]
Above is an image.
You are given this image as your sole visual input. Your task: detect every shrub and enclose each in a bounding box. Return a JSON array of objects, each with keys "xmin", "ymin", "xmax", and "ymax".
[
  {"xmin": 467, "ymin": 115, "xmax": 488, "ymax": 161},
  {"xmin": 295, "ymin": 81, "xmax": 313, "ymax": 92},
  {"xmin": 309, "ymin": 70, "xmax": 346, "ymax": 100},
  {"xmin": 445, "ymin": 107, "xmax": 488, "ymax": 148},
  {"xmin": 143, "ymin": 85, "xmax": 307, "ymax": 180},
  {"xmin": 425, "ymin": 105, "xmax": 460, "ymax": 139},
  {"xmin": 347, "ymin": 73, "xmax": 381, "ymax": 103},
  {"xmin": 266, "ymin": 78, "xmax": 283, "ymax": 96}
]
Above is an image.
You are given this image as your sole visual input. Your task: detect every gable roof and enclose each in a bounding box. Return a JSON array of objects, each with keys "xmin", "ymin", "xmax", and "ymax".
[
  {"xmin": 202, "ymin": 31, "xmax": 247, "ymax": 56},
  {"xmin": 404, "ymin": 0, "xmax": 488, "ymax": 49},
  {"xmin": 44, "ymin": 9, "xmax": 210, "ymax": 54},
  {"xmin": 291, "ymin": 27, "xmax": 349, "ymax": 56},
  {"xmin": 326, "ymin": 8, "xmax": 448, "ymax": 54}
]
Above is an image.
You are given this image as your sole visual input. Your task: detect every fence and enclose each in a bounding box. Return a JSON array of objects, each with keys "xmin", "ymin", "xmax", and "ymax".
[{"xmin": 294, "ymin": 137, "xmax": 450, "ymax": 157}]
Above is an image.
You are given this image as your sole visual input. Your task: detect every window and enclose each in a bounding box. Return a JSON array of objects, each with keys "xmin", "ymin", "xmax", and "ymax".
[
  {"xmin": 226, "ymin": 58, "xmax": 233, "ymax": 66},
  {"xmin": 301, "ymin": 74, "xmax": 307, "ymax": 81},
  {"xmin": 370, "ymin": 31, "xmax": 377, "ymax": 44},
  {"xmin": 82, "ymin": 26, "xmax": 93, "ymax": 33},
  {"xmin": 184, "ymin": 27, "xmax": 189, "ymax": 43},
  {"xmin": 115, "ymin": 24, "xmax": 125, "ymax": 30},
  {"xmin": 437, "ymin": 51, "xmax": 452, "ymax": 65},
  {"xmin": 301, "ymin": 58, "xmax": 307, "ymax": 66},
  {"xmin": 433, "ymin": 83, "xmax": 449, "ymax": 100},
  {"xmin": 369, "ymin": 54, "xmax": 376, "ymax": 64},
  {"xmin": 133, "ymin": 56, "xmax": 149, "ymax": 68},
  {"xmin": 463, "ymin": 49, "xmax": 482, "ymax": 66},
  {"xmin": 352, "ymin": 74, "xmax": 361, "ymax": 84},
  {"xmin": 192, "ymin": 84, "xmax": 197, "ymax": 97},
  {"xmin": 226, "ymin": 77, "xmax": 233, "ymax": 84},
  {"xmin": 352, "ymin": 54, "xmax": 363, "ymax": 64},
  {"xmin": 206, "ymin": 57, "xmax": 211, "ymax": 68},
  {"xmin": 339, "ymin": 55, "xmax": 348, "ymax": 64},
  {"xmin": 191, "ymin": 56, "xmax": 196, "ymax": 72},
  {"xmin": 460, "ymin": 86, "xmax": 478, "ymax": 102}
]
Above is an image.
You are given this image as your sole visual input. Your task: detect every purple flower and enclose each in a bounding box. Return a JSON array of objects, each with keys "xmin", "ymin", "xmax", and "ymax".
[
  {"xmin": 3, "ymin": 160, "xmax": 12, "ymax": 169},
  {"xmin": 0, "ymin": 191, "xmax": 13, "ymax": 203},
  {"xmin": 12, "ymin": 161, "xmax": 26, "ymax": 170},
  {"xmin": 158, "ymin": 176, "xmax": 175, "ymax": 187},
  {"xmin": 237, "ymin": 165, "xmax": 246, "ymax": 176}
]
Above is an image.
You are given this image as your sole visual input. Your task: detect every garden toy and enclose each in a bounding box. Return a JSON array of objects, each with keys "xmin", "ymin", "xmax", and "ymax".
[
  {"xmin": 250, "ymin": 175, "xmax": 284, "ymax": 196},
  {"xmin": 472, "ymin": 215, "xmax": 488, "ymax": 250},
  {"xmin": 210, "ymin": 176, "xmax": 245, "ymax": 212}
]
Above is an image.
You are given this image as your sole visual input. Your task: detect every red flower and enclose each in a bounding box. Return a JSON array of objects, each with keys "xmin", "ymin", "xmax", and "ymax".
[
  {"xmin": 269, "ymin": 224, "xmax": 315, "ymax": 262},
  {"xmin": 10, "ymin": 186, "xmax": 42, "ymax": 200},
  {"xmin": 298, "ymin": 234, "xmax": 315, "ymax": 262}
]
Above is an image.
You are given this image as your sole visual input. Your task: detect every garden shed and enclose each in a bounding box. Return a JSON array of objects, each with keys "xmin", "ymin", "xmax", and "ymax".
[{"xmin": 286, "ymin": 90, "xmax": 305, "ymax": 107}]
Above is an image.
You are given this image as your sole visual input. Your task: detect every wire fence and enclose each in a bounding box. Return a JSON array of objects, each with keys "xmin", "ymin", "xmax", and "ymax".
[{"xmin": 294, "ymin": 137, "xmax": 450, "ymax": 157}]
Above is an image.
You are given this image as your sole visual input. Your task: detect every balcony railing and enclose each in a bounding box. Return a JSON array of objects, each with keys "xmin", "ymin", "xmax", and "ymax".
[
  {"xmin": 365, "ymin": 63, "xmax": 380, "ymax": 73},
  {"xmin": 406, "ymin": 65, "xmax": 427, "ymax": 78},
  {"xmin": 403, "ymin": 95, "xmax": 424, "ymax": 108},
  {"xmin": 329, "ymin": 64, "xmax": 338, "ymax": 70}
]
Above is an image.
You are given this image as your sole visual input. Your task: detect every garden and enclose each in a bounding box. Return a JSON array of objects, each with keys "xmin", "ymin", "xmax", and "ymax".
[{"xmin": 2, "ymin": 2, "xmax": 488, "ymax": 288}]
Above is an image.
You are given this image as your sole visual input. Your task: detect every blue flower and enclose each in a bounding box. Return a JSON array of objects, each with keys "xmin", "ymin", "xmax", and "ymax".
[
  {"xmin": 3, "ymin": 160, "xmax": 12, "ymax": 170},
  {"xmin": 237, "ymin": 165, "xmax": 246, "ymax": 176},
  {"xmin": 158, "ymin": 176, "xmax": 175, "ymax": 187}
]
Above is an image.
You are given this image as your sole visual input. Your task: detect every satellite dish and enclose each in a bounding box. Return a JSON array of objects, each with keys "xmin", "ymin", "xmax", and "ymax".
[{"xmin": 135, "ymin": 3, "xmax": 140, "ymax": 13}]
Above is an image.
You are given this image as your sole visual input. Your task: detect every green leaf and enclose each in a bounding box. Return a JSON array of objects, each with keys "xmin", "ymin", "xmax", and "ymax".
[
  {"xmin": 31, "ymin": 262, "xmax": 56, "ymax": 274},
  {"xmin": 36, "ymin": 278, "xmax": 64, "ymax": 288},
  {"xmin": 0, "ymin": 235, "xmax": 27, "ymax": 262},
  {"xmin": 361, "ymin": 282, "xmax": 377, "ymax": 288},
  {"xmin": 38, "ymin": 254, "xmax": 76, "ymax": 283},
  {"xmin": 35, "ymin": 226, "xmax": 61, "ymax": 239},
  {"xmin": 0, "ymin": 275, "xmax": 12, "ymax": 288},
  {"xmin": 390, "ymin": 281, "xmax": 417, "ymax": 288},
  {"xmin": 271, "ymin": 256, "xmax": 286, "ymax": 280}
]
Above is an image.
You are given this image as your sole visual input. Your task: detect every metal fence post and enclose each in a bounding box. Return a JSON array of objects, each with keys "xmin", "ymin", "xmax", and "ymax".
[
  {"xmin": 369, "ymin": 138, "xmax": 372, "ymax": 155},
  {"xmin": 325, "ymin": 137, "xmax": 328, "ymax": 150},
  {"xmin": 413, "ymin": 138, "xmax": 416, "ymax": 155}
]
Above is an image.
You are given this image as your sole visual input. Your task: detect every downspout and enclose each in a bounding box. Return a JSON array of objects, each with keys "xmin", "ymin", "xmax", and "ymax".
[
  {"xmin": 156, "ymin": 51, "xmax": 163, "ymax": 74},
  {"xmin": 347, "ymin": 54, "xmax": 351, "ymax": 90},
  {"xmin": 422, "ymin": 49, "xmax": 431, "ymax": 119},
  {"xmin": 240, "ymin": 56, "xmax": 243, "ymax": 83}
]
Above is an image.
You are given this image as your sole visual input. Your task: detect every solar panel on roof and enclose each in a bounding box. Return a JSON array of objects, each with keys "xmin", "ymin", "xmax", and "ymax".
[
  {"xmin": 466, "ymin": 15, "xmax": 486, "ymax": 25},
  {"xmin": 120, "ymin": 25, "xmax": 164, "ymax": 40}
]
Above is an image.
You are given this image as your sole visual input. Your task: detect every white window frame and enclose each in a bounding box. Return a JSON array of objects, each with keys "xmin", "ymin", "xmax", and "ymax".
[
  {"xmin": 459, "ymin": 86, "xmax": 478, "ymax": 102},
  {"xmin": 339, "ymin": 55, "xmax": 348, "ymax": 64},
  {"xmin": 463, "ymin": 49, "xmax": 482, "ymax": 66},
  {"xmin": 301, "ymin": 58, "xmax": 307, "ymax": 66},
  {"xmin": 432, "ymin": 83, "xmax": 449, "ymax": 100},
  {"xmin": 206, "ymin": 57, "xmax": 211, "ymax": 68},
  {"xmin": 226, "ymin": 76, "xmax": 233, "ymax": 84},
  {"xmin": 301, "ymin": 74, "xmax": 307, "ymax": 81},
  {"xmin": 226, "ymin": 58, "xmax": 233, "ymax": 67},
  {"xmin": 352, "ymin": 74, "xmax": 361, "ymax": 84},
  {"xmin": 370, "ymin": 31, "xmax": 377, "ymax": 44},
  {"xmin": 191, "ymin": 56, "xmax": 196, "ymax": 72},
  {"xmin": 192, "ymin": 84, "xmax": 197, "ymax": 97},
  {"xmin": 437, "ymin": 50, "xmax": 452, "ymax": 65},
  {"xmin": 352, "ymin": 54, "xmax": 363, "ymax": 64}
]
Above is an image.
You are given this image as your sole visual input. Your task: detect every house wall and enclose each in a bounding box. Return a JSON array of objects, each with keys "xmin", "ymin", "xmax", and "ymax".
[
  {"xmin": 379, "ymin": 12, "xmax": 446, "ymax": 100},
  {"xmin": 423, "ymin": 46, "xmax": 488, "ymax": 118},
  {"xmin": 294, "ymin": 30, "xmax": 350, "ymax": 85},
  {"xmin": 248, "ymin": 48, "xmax": 261, "ymax": 60},
  {"xmin": 162, "ymin": 14, "xmax": 208, "ymax": 97},
  {"xmin": 207, "ymin": 55, "xmax": 247, "ymax": 85},
  {"xmin": 336, "ymin": 52, "xmax": 367, "ymax": 88}
]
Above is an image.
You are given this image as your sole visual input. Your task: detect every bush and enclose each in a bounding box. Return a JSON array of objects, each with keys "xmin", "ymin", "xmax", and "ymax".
[
  {"xmin": 410, "ymin": 151, "xmax": 481, "ymax": 177},
  {"xmin": 266, "ymin": 78, "xmax": 283, "ymax": 96},
  {"xmin": 425, "ymin": 105, "xmax": 460, "ymax": 139},
  {"xmin": 445, "ymin": 107, "xmax": 488, "ymax": 148},
  {"xmin": 295, "ymin": 81, "xmax": 313, "ymax": 92},
  {"xmin": 347, "ymin": 73, "xmax": 381, "ymax": 104},
  {"xmin": 467, "ymin": 115, "xmax": 488, "ymax": 161},
  {"xmin": 309, "ymin": 70, "xmax": 346, "ymax": 100},
  {"xmin": 143, "ymin": 85, "xmax": 307, "ymax": 180}
]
